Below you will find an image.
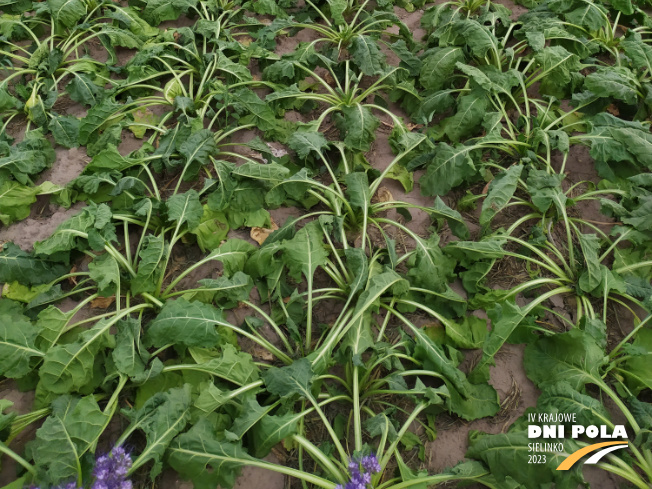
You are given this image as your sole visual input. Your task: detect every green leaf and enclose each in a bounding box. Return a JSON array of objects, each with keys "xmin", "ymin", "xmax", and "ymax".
[
  {"xmin": 349, "ymin": 35, "xmax": 385, "ymax": 76},
  {"xmin": 168, "ymin": 421, "xmax": 253, "ymax": 489},
  {"xmin": 470, "ymin": 301, "xmax": 530, "ymax": 382},
  {"xmin": 431, "ymin": 196, "xmax": 469, "ymax": 239},
  {"xmin": 0, "ymin": 130, "xmax": 56, "ymax": 184},
  {"xmin": 141, "ymin": 0, "xmax": 197, "ymax": 25},
  {"xmin": 524, "ymin": 328, "xmax": 606, "ymax": 390},
  {"xmin": 412, "ymin": 327, "xmax": 499, "ymax": 420},
  {"xmin": 131, "ymin": 235, "xmax": 166, "ymax": 295},
  {"xmin": 167, "ymin": 190, "xmax": 203, "ymax": 230},
  {"xmin": 39, "ymin": 318, "xmax": 113, "ymax": 394},
  {"xmin": 31, "ymin": 395, "xmax": 109, "ymax": 485},
  {"xmin": 620, "ymin": 328, "xmax": 652, "ymax": 396},
  {"xmin": 65, "ymin": 73, "xmax": 104, "ymax": 107},
  {"xmin": 578, "ymin": 233, "xmax": 602, "ymax": 293},
  {"xmin": 47, "ymin": 0, "xmax": 86, "ymax": 28},
  {"xmin": 0, "ymin": 182, "xmax": 38, "ymax": 226},
  {"xmin": 113, "ymin": 317, "xmax": 148, "ymax": 378},
  {"xmin": 178, "ymin": 131, "xmax": 217, "ymax": 181},
  {"xmin": 281, "ymin": 221, "xmax": 328, "ymax": 281},
  {"xmin": 584, "ymin": 67, "xmax": 638, "ymax": 105},
  {"xmin": 126, "ymin": 385, "xmax": 192, "ymax": 477},
  {"xmin": 188, "ymin": 343, "xmax": 259, "ymax": 385},
  {"xmin": 0, "ymin": 242, "xmax": 68, "ymax": 285},
  {"xmin": 444, "ymin": 316, "xmax": 487, "ymax": 350},
  {"xmin": 419, "ymin": 143, "xmax": 476, "ymax": 196},
  {"xmin": 534, "ymin": 46, "xmax": 580, "ymax": 98},
  {"xmin": 419, "ymin": 47, "xmax": 465, "ymax": 91},
  {"xmin": 233, "ymin": 88, "xmax": 277, "ymax": 132},
  {"xmin": 145, "ymin": 298, "xmax": 222, "ymax": 349},
  {"xmin": 0, "ymin": 305, "xmax": 42, "ymax": 378},
  {"xmin": 537, "ymin": 382, "xmax": 612, "ymax": 426},
  {"xmin": 443, "ymin": 89, "xmax": 488, "ymax": 142},
  {"xmin": 192, "ymin": 272, "xmax": 254, "ymax": 307},
  {"xmin": 250, "ymin": 411, "xmax": 300, "ymax": 458},
  {"xmin": 480, "ymin": 165, "xmax": 523, "ymax": 226},
  {"xmin": 79, "ymin": 99, "xmax": 121, "ymax": 145},
  {"xmin": 263, "ymin": 358, "xmax": 313, "ymax": 399},
  {"xmin": 48, "ymin": 115, "xmax": 80, "ymax": 148},
  {"xmin": 88, "ymin": 253, "xmax": 120, "ymax": 297},
  {"xmin": 334, "ymin": 105, "xmax": 380, "ymax": 152},
  {"xmin": 288, "ymin": 131, "xmax": 329, "ymax": 159},
  {"xmin": 407, "ymin": 235, "xmax": 455, "ymax": 293}
]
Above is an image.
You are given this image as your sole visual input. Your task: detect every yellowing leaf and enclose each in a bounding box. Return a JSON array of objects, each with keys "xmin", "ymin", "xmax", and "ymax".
[{"xmin": 250, "ymin": 218, "xmax": 278, "ymax": 245}]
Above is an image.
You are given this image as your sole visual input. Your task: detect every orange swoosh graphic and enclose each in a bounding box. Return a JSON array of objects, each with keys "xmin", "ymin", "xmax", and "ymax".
[{"xmin": 557, "ymin": 441, "xmax": 628, "ymax": 470}]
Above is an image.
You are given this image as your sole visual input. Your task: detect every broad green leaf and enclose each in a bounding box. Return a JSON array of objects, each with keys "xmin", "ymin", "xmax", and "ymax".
[
  {"xmin": 113, "ymin": 317, "xmax": 148, "ymax": 378},
  {"xmin": 39, "ymin": 318, "xmax": 113, "ymax": 394},
  {"xmin": 168, "ymin": 421, "xmax": 253, "ymax": 489},
  {"xmin": 47, "ymin": 0, "xmax": 86, "ymax": 28},
  {"xmin": 419, "ymin": 47, "xmax": 464, "ymax": 91},
  {"xmin": 565, "ymin": 2, "xmax": 607, "ymax": 31},
  {"xmin": 187, "ymin": 344, "xmax": 259, "ymax": 385},
  {"xmin": 263, "ymin": 358, "xmax": 313, "ymax": 399},
  {"xmin": 470, "ymin": 301, "xmax": 530, "ymax": 382},
  {"xmin": 620, "ymin": 328, "xmax": 652, "ymax": 396},
  {"xmin": 524, "ymin": 328, "xmax": 606, "ymax": 390},
  {"xmin": 444, "ymin": 316, "xmax": 487, "ymax": 350},
  {"xmin": 288, "ymin": 131, "xmax": 329, "ymax": 159},
  {"xmin": 419, "ymin": 143, "xmax": 476, "ymax": 196},
  {"xmin": 227, "ymin": 397, "xmax": 270, "ymax": 440},
  {"xmin": 131, "ymin": 235, "xmax": 166, "ymax": 295},
  {"xmin": 431, "ymin": 196, "xmax": 469, "ymax": 239},
  {"xmin": 407, "ymin": 234, "xmax": 455, "ymax": 293},
  {"xmin": 281, "ymin": 221, "xmax": 328, "ymax": 281},
  {"xmin": 178, "ymin": 131, "xmax": 217, "ymax": 181},
  {"xmin": 480, "ymin": 165, "xmax": 523, "ymax": 226},
  {"xmin": 413, "ymin": 329, "xmax": 499, "ymax": 420},
  {"xmin": 0, "ymin": 305, "xmax": 42, "ymax": 378},
  {"xmin": 88, "ymin": 253, "xmax": 120, "ymax": 297},
  {"xmin": 444, "ymin": 90, "xmax": 488, "ymax": 142},
  {"xmin": 537, "ymin": 382, "xmax": 612, "ymax": 427},
  {"xmin": 48, "ymin": 115, "xmax": 80, "ymax": 148},
  {"xmin": 0, "ymin": 130, "xmax": 56, "ymax": 184},
  {"xmin": 534, "ymin": 46, "xmax": 580, "ymax": 98},
  {"xmin": 584, "ymin": 67, "xmax": 638, "ymax": 105},
  {"xmin": 78, "ymin": 99, "xmax": 121, "ymax": 145},
  {"xmin": 167, "ymin": 190, "xmax": 203, "ymax": 230},
  {"xmin": 145, "ymin": 298, "xmax": 222, "ymax": 349},
  {"xmin": 233, "ymin": 88, "xmax": 277, "ymax": 132},
  {"xmin": 126, "ymin": 385, "xmax": 192, "ymax": 477},
  {"xmin": 349, "ymin": 35, "xmax": 385, "ymax": 75},
  {"xmin": 0, "ymin": 181, "xmax": 38, "ymax": 226},
  {"xmin": 251, "ymin": 411, "xmax": 300, "ymax": 458},
  {"xmin": 65, "ymin": 73, "xmax": 104, "ymax": 107},
  {"xmin": 31, "ymin": 395, "xmax": 109, "ymax": 485},
  {"xmin": 141, "ymin": 0, "xmax": 197, "ymax": 25},
  {"xmin": 334, "ymin": 105, "xmax": 380, "ymax": 152},
  {"xmin": 0, "ymin": 242, "xmax": 68, "ymax": 285},
  {"xmin": 344, "ymin": 172, "xmax": 371, "ymax": 211},
  {"xmin": 191, "ymin": 272, "xmax": 254, "ymax": 307},
  {"xmin": 578, "ymin": 233, "xmax": 602, "ymax": 293},
  {"xmin": 232, "ymin": 162, "xmax": 289, "ymax": 182},
  {"xmin": 35, "ymin": 306, "xmax": 74, "ymax": 353}
]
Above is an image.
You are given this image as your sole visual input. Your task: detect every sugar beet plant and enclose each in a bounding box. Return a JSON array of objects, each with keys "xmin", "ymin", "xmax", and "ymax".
[{"xmin": 2, "ymin": 0, "xmax": 652, "ymax": 488}]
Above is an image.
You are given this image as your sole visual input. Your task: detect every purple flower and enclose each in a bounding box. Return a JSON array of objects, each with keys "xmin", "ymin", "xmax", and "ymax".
[
  {"xmin": 91, "ymin": 446, "xmax": 133, "ymax": 489},
  {"xmin": 361, "ymin": 455, "xmax": 381, "ymax": 474},
  {"xmin": 338, "ymin": 453, "xmax": 381, "ymax": 489}
]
